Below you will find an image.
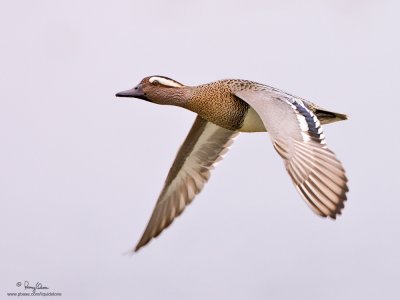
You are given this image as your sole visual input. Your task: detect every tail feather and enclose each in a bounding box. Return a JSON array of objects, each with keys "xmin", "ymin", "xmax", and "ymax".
[{"xmin": 315, "ymin": 108, "xmax": 348, "ymax": 125}]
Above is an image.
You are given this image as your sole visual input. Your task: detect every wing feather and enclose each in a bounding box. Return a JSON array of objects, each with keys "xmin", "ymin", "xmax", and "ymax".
[
  {"xmin": 235, "ymin": 89, "xmax": 348, "ymax": 218},
  {"xmin": 135, "ymin": 116, "xmax": 238, "ymax": 251}
]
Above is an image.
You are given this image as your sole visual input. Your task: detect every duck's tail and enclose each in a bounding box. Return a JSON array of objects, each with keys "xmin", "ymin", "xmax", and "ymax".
[{"xmin": 315, "ymin": 108, "xmax": 348, "ymax": 125}]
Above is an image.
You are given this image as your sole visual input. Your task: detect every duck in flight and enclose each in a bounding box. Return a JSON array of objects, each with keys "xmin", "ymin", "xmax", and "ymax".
[{"xmin": 116, "ymin": 76, "xmax": 349, "ymax": 252}]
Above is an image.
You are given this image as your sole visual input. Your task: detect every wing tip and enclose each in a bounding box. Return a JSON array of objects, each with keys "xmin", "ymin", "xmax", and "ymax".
[
  {"xmin": 133, "ymin": 204, "xmax": 187, "ymax": 253},
  {"xmin": 134, "ymin": 243, "xmax": 144, "ymax": 252},
  {"xmin": 326, "ymin": 192, "xmax": 348, "ymax": 220},
  {"xmin": 134, "ymin": 237, "xmax": 149, "ymax": 252},
  {"xmin": 133, "ymin": 230, "xmax": 162, "ymax": 253}
]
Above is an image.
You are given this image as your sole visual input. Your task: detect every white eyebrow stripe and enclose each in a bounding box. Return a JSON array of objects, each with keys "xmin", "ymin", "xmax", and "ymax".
[{"xmin": 149, "ymin": 76, "xmax": 183, "ymax": 87}]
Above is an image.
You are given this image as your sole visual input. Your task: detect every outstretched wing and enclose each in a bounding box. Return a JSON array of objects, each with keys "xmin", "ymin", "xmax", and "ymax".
[
  {"xmin": 135, "ymin": 116, "xmax": 238, "ymax": 251},
  {"xmin": 235, "ymin": 89, "xmax": 348, "ymax": 218}
]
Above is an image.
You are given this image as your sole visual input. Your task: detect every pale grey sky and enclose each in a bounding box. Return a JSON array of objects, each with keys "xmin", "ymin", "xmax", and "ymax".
[{"xmin": 1, "ymin": 1, "xmax": 399, "ymax": 299}]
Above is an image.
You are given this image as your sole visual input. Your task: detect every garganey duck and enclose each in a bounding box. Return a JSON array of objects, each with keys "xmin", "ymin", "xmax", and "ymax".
[{"xmin": 116, "ymin": 76, "xmax": 349, "ymax": 252}]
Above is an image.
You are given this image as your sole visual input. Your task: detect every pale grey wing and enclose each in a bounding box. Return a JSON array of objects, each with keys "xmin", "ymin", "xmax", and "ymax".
[
  {"xmin": 235, "ymin": 90, "xmax": 348, "ymax": 218},
  {"xmin": 135, "ymin": 116, "xmax": 238, "ymax": 251}
]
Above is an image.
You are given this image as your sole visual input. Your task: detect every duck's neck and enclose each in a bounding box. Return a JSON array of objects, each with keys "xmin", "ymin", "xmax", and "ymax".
[{"xmin": 163, "ymin": 86, "xmax": 194, "ymax": 108}]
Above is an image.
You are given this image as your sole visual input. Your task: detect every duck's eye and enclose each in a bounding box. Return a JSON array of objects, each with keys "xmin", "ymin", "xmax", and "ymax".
[{"xmin": 152, "ymin": 80, "xmax": 160, "ymax": 86}]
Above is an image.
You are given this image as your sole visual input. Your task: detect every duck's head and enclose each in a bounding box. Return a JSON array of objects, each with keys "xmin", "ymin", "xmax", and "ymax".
[{"xmin": 116, "ymin": 75, "xmax": 187, "ymax": 106}]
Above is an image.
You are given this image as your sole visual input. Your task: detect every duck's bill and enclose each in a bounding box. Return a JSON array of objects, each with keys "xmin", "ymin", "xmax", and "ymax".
[{"xmin": 115, "ymin": 84, "xmax": 149, "ymax": 101}]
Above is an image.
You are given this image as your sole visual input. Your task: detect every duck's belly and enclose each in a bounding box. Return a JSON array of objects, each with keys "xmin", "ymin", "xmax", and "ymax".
[{"xmin": 239, "ymin": 107, "xmax": 267, "ymax": 132}]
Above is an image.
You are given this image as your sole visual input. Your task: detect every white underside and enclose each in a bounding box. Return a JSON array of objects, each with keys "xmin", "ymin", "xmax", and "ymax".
[{"xmin": 239, "ymin": 107, "xmax": 267, "ymax": 132}]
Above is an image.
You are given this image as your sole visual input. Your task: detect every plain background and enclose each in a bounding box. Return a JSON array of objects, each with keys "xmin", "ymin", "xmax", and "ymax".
[{"xmin": 1, "ymin": 1, "xmax": 399, "ymax": 299}]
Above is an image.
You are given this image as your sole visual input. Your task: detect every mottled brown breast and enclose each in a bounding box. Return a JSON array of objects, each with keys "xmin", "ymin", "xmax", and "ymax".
[{"xmin": 186, "ymin": 81, "xmax": 249, "ymax": 131}]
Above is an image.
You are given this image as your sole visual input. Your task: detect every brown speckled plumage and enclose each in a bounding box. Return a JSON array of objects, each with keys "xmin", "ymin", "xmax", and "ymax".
[{"xmin": 186, "ymin": 81, "xmax": 249, "ymax": 130}]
